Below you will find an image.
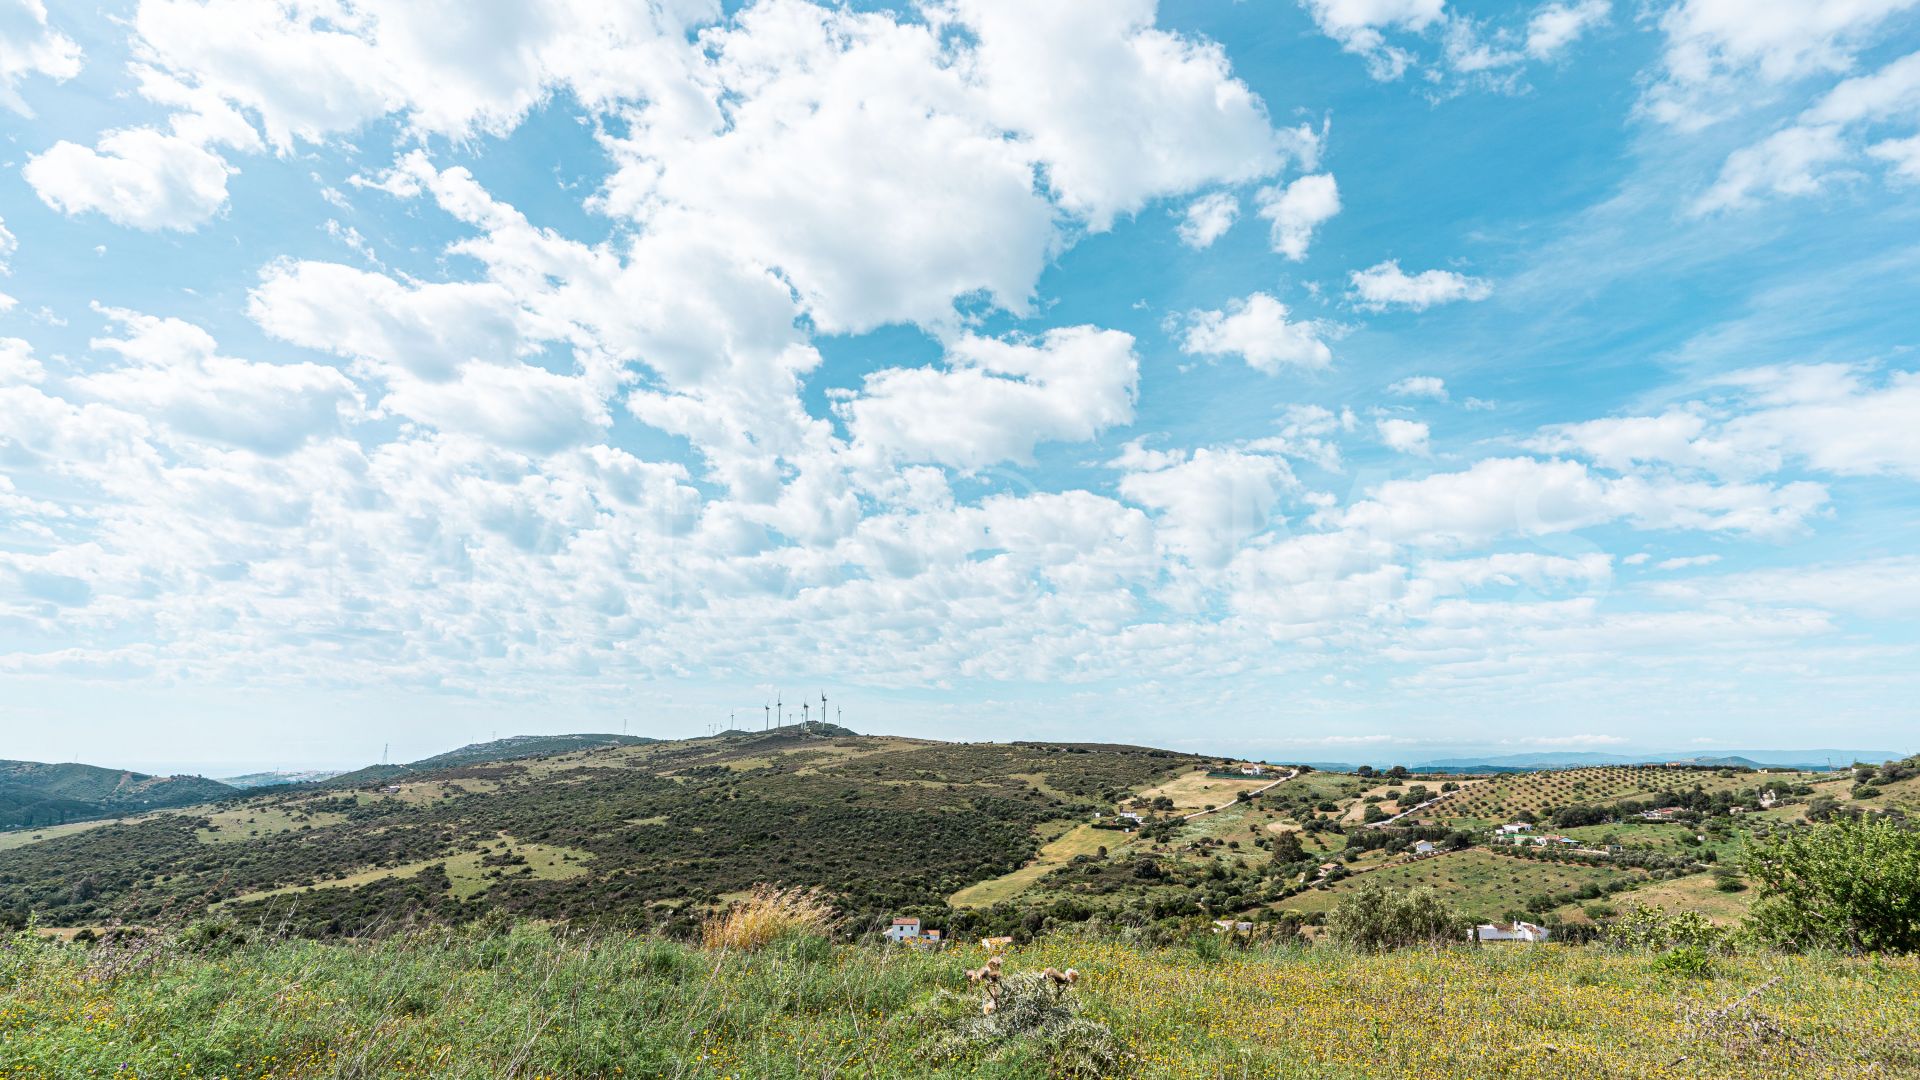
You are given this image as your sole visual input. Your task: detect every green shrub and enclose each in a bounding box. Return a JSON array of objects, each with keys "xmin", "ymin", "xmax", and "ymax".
[
  {"xmin": 1604, "ymin": 906, "xmax": 1723, "ymax": 954},
  {"xmin": 1650, "ymin": 944, "xmax": 1715, "ymax": 978},
  {"xmin": 1327, "ymin": 881, "xmax": 1462, "ymax": 952},
  {"xmin": 1743, "ymin": 814, "xmax": 1920, "ymax": 954}
]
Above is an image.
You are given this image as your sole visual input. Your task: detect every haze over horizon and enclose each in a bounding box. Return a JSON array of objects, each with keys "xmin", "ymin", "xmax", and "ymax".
[{"xmin": 3, "ymin": 1, "xmax": 1919, "ymax": 767}]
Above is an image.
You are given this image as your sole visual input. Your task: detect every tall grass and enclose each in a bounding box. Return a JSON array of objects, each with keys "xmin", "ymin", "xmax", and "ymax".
[
  {"xmin": 699, "ymin": 884, "xmax": 835, "ymax": 951},
  {"xmin": 2, "ymin": 920, "xmax": 1917, "ymax": 1078}
]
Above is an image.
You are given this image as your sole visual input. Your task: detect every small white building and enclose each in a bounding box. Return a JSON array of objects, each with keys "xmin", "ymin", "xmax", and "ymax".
[
  {"xmin": 1475, "ymin": 921, "xmax": 1550, "ymax": 944},
  {"xmin": 1413, "ymin": 840, "xmax": 1438, "ymax": 856},
  {"xmin": 884, "ymin": 917, "xmax": 922, "ymax": 943},
  {"xmin": 1115, "ymin": 811, "xmax": 1144, "ymax": 826},
  {"xmin": 1759, "ymin": 789, "xmax": 1781, "ymax": 809},
  {"xmin": 1496, "ymin": 823, "xmax": 1533, "ymax": 835}
]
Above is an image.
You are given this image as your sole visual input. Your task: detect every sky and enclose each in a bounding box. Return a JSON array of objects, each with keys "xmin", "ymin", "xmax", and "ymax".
[{"xmin": 1, "ymin": 0, "xmax": 1918, "ymax": 774}]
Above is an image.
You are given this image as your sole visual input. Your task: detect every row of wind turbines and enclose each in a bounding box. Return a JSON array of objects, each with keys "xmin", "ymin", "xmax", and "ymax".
[{"xmin": 719, "ymin": 691, "xmax": 841, "ymax": 736}]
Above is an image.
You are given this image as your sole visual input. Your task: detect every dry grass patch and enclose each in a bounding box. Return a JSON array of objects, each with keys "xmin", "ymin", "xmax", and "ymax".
[{"xmin": 701, "ymin": 884, "xmax": 835, "ymax": 950}]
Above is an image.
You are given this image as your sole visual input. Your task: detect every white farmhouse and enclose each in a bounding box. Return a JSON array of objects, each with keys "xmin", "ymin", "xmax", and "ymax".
[
  {"xmin": 1412, "ymin": 840, "xmax": 1438, "ymax": 856},
  {"xmin": 884, "ymin": 917, "xmax": 922, "ymax": 943},
  {"xmin": 1475, "ymin": 921, "xmax": 1550, "ymax": 944}
]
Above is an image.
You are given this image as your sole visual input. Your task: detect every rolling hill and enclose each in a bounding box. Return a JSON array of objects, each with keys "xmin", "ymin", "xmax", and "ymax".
[
  {"xmin": 3, "ymin": 734, "xmax": 1912, "ymax": 947},
  {"xmin": 0, "ymin": 761, "xmax": 235, "ymax": 830},
  {"xmin": 317, "ymin": 732, "xmax": 660, "ymax": 788},
  {"xmin": 0, "ymin": 728, "xmax": 1196, "ymax": 935}
]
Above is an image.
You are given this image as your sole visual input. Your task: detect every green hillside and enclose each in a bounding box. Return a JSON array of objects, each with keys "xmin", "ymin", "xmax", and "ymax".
[
  {"xmin": 3, "ymin": 741, "xmax": 1910, "ymax": 948},
  {"xmin": 0, "ymin": 761, "xmax": 235, "ymax": 830},
  {"xmin": 0, "ymin": 730, "xmax": 1194, "ymax": 935},
  {"xmin": 318, "ymin": 731, "xmax": 660, "ymax": 788}
]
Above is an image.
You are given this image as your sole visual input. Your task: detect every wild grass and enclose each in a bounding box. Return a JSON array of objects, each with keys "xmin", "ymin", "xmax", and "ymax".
[
  {"xmin": 2, "ymin": 921, "xmax": 1917, "ymax": 1078},
  {"xmin": 699, "ymin": 883, "xmax": 835, "ymax": 951}
]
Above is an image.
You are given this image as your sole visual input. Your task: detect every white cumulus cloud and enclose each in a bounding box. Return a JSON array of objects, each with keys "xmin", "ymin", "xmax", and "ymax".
[
  {"xmin": 1257, "ymin": 173, "xmax": 1341, "ymax": 260},
  {"xmin": 1182, "ymin": 293, "xmax": 1333, "ymax": 374},
  {"xmin": 1350, "ymin": 260, "xmax": 1492, "ymax": 311},
  {"xmin": 25, "ymin": 127, "xmax": 232, "ymax": 231}
]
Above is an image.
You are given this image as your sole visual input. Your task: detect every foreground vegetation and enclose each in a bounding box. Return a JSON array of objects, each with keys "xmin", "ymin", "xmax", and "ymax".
[{"xmin": 4, "ymin": 918, "xmax": 1917, "ymax": 1079}]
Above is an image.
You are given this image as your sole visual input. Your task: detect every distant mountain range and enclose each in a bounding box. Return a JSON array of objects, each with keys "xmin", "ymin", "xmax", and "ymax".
[
  {"xmin": 215, "ymin": 770, "xmax": 346, "ymax": 789},
  {"xmin": 0, "ymin": 760, "xmax": 236, "ymax": 830},
  {"xmin": 1297, "ymin": 749, "xmax": 1901, "ymax": 774}
]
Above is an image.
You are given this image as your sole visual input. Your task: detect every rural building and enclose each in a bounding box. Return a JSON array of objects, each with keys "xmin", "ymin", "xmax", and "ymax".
[
  {"xmin": 1475, "ymin": 921, "xmax": 1550, "ymax": 944},
  {"xmin": 884, "ymin": 917, "xmax": 922, "ymax": 943},
  {"xmin": 1413, "ymin": 840, "xmax": 1438, "ymax": 856},
  {"xmin": 1760, "ymin": 789, "xmax": 1781, "ymax": 809},
  {"xmin": 1496, "ymin": 823, "xmax": 1533, "ymax": 835}
]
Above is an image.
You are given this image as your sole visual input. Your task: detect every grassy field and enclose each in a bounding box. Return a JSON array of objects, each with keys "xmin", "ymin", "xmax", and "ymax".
[
  {"xmin": 951, "ymin": 823, "xmax": 1122, "ymax": 907},
  {"xmin": 218, "ymin": 836, "xmax": 594, "ymax": 908},
  {"xmin": 0, "ymin": 818, "xmax": 127, "ymax": 852},
  {"xmin": 3, "ymin": 924, "xmax": 1916, "ymax": 1079},
  {"xmin": 1134, "ymin": 768, "xmax": 1273, "ymax": 813},
  {"xmin": 1555, "ymin": 871, "xmax": 1758, "ymax": 926},
  {"xmin": 1279, "ymin": 849, "xmax": 1641, "ymax": 919}
]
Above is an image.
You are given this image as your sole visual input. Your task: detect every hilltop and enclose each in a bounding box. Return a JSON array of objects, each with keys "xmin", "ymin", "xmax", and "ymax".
[
  {"xmin": 317, "ymin": 731, "xmax": 661, "ymax": 789},
  {"xmin": 0, "ymin": 760, "xmax": 234, "ymax": 831}
]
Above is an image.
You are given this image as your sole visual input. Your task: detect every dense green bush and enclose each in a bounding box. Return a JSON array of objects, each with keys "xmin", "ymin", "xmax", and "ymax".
[
  {"xmin": 1327, "ymin": 881, "xmax": 1463, "ymax": 952},
  {"xmin": 1743, "ymin": 814, "xmax": 1920, "ymax": 954}
]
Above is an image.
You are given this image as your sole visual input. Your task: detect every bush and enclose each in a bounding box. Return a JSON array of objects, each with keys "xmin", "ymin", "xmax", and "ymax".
[
  {"xmin": 1327, "ymin": 882, "xmax": 1462, "ymax": 952},
  {"xmin": 1650, "ymin": 944, "xmax": 1715, "ymax": 978},
  {"xmin": 1604, "ymin": 906, "xmax": 1723, "ymax": 954},
  {"xmin": 700, "ymin": 884, "xmax": 835, "ymax": 951},
  {"xmin": 1744, "ymin": 814, "xmax": 1920, "ymax": 954}
]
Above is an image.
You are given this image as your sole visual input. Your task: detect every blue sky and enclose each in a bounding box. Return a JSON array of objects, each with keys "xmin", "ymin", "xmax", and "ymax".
[{"xmin": 1, "ymin": 0, "xmax": 1918, "ymax": 773}]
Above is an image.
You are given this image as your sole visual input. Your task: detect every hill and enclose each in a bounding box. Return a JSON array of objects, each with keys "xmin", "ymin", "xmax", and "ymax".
[
  {"xmin": 319, "ymin": 732, "xmax": 659, "ymax": 788},
  {"xmin": 0, "ymin": 761, "xmax": 235, "ymax": 830},
  {"xmin": 0, "ymin": 729, "xmax": 1195, "ymax": 935},
  {"xmin": 2, "ymin": 737, "xmax": 1911, "ymax": 947},
  {"xmin": 214, "ymin": 770, "xmax": 345, "ymax": 789}
]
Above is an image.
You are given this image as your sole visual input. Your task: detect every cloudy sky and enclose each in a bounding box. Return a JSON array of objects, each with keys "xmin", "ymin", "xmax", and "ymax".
[{"xmin": 1, "ymin": 0, "xmax": 1917, "ymax": 772}]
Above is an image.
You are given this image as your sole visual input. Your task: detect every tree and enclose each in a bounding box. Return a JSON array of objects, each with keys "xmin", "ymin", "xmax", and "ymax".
[
  {"xmin": 1268, "ymin": 830, "xmax": 1306, "ymax": 866},
  {"xmin": 1743, "ymin": 814, "xmax": 1920, "ymax": 954},
  {"xmin": 1327, "ymin": 881, "xmax": 1462, "ymax": 952}
]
